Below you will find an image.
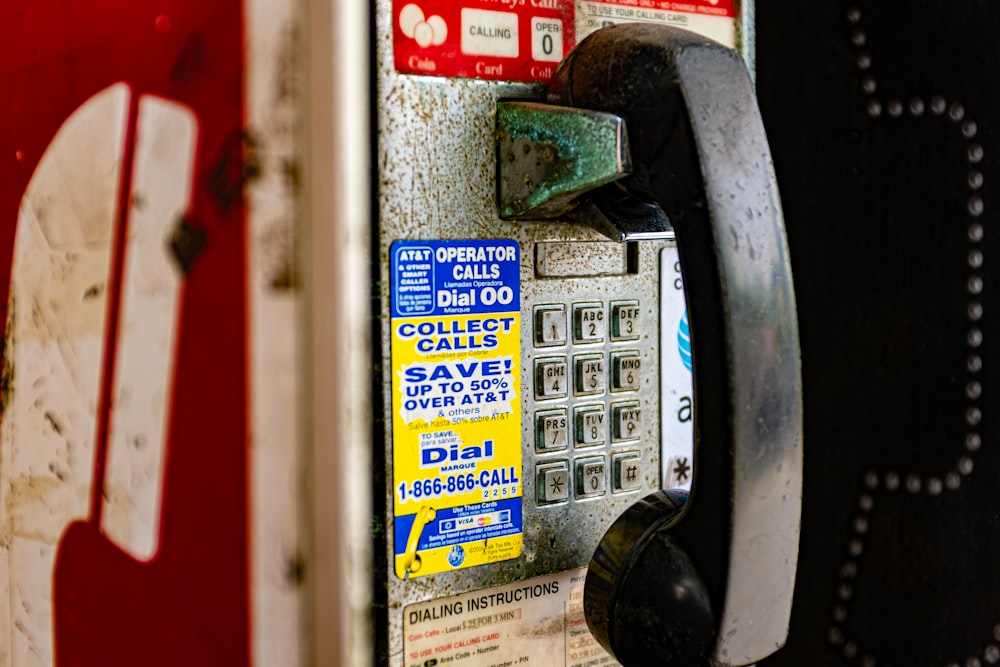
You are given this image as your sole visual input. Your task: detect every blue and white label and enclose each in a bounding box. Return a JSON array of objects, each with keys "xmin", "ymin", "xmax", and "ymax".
[
  {"xmin": 394, "ymin": 499, "xmax": 522, "ymax": 560},
  {"xmin": 392, "ymin": 241, "xmax": 520, "ymax": 317},
  {"xmin": 660, "ymin": 247, "xmax": 694, "ymax": 491}
]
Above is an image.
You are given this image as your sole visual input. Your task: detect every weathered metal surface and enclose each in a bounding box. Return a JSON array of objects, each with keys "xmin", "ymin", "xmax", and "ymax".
[{"xmin": 375, "ymin": 0, "xmax": 667, "ymax": 663}]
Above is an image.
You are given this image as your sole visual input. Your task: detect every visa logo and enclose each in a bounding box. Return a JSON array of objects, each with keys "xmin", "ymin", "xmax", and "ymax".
[{"xmin": 420, "ymin": 439, "xmax": 494, "ymax": 468}]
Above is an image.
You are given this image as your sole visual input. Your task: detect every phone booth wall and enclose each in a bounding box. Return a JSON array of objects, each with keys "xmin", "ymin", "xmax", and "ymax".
[{"xmin": 0, "ymin": 1, "xmax": 311, "ymax": 664}]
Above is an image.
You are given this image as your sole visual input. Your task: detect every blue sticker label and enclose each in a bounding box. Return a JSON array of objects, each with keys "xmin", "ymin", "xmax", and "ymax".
[{"xmin": 393, "ymin": 241, "xmax": 521, "ymax": 317}]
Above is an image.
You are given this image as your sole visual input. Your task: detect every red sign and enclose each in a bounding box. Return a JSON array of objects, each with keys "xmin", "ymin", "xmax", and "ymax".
[
  {"xmin": 393, "ymin": 0, "xmax": 575, "ymax": 82},
  {"xmin": 2, "ymin": 1, "xmax": 251, "ymax": 664},
  {"xmin": 393, "ymin": 0, "xmax": 736, "ymax": 82}
]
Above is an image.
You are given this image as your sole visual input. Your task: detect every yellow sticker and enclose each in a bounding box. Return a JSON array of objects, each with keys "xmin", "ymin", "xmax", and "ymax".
[{"xmin": 391, "ymin": 240, "xmax": 522, "ymax": 578}]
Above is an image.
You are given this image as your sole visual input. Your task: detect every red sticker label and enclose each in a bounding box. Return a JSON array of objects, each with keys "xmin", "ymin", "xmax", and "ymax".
[
  {"xmin": 393, "ymin": 0, "xmax": 736, "ymax": 82},
  {"xmin": 393, "ymin": 0, "xmax": 575, "ymax": 82}
]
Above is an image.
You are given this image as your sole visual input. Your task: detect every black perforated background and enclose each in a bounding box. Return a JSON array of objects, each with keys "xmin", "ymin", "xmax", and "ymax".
[{"xmin": 757, "ymin": 3, "xmax": 1000, "ymax": 665}]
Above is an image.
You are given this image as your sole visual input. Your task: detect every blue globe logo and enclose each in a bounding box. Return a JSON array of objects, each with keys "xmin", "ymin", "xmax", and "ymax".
[
  {"xmin": 447, "ymin": 545, "xmax": 465, "ymax": 567},
  {"xmin": 677, "ymin": 311, "xmax": 693, "ymax": 371}
]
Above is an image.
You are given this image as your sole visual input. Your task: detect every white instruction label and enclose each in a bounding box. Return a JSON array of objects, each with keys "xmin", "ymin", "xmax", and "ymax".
[
  {"xmin": 403, "ymin": 568, "xmax": 619, "ymax": 667},
  {"xmin": 575, "ymin": 1, "xmax": 736, "ymax": 49},
  {"xmin": 461, "ymin": 8, "xmax": 520, "ymax": 58}
]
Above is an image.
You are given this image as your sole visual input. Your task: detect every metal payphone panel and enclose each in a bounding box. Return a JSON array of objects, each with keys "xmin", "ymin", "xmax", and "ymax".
[
  {"xmin": 376, "ymin": 68, "xmax": 672, "ymax": 661},
  {"xmin": 374, "ymin": 2, "xmax": 770, "ymax": 665},
  {"xmin": 376, "ymin": 22, "xmax": 670, "ymax": 667}
]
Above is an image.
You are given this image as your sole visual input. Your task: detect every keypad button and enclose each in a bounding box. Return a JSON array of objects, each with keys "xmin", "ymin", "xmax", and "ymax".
[
  {"xmin": 573, "ymin": 302, "xmax": 605, "ymax": 343},
  {"xmin": 575, "ymin": 405, "xmax": 606, "ymax": 447},
  {"xmin": 612, "ymin": 351, "xmax": 641, "ymax": 392},
  {"xmin": 575, "ymin": 456, "xmax": 607, "ymax": 498},
  {"xmin": 534, "ymin": 305, "xmax": 567, "ymax": 347},
  {"xmin": 537, "ymin": 462, "xmax": 570, "ymax": 504},
  {"xmin": 611, "ymin": 301, "xmax": 640, "ymax": 341},
  {"xmin": 612, "ymin": 403, "xmax": 641, "ymax": 442},
  {"xmin": 574, "ymin": 354, "xmax": 606, "ymax": 396},
  {"xmin": 665, "ymin": 455, "xmax": 693, "ymax": 489},
  {"xmin": 535, "ymin": 409, "xmax": 568, "ymax": 452},
  {"xmin": 535, "ymin": 357, "xmax": 568, "ymax": 399},
  {"xmin": 612, "ymin": 452, "xmax": 642, "ymax": 492}
]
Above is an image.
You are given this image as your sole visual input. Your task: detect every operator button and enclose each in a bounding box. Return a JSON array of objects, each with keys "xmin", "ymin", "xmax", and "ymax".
[
  {"xmin": 575, "ymin": 456, "xmax": 607, "ymax": 498},
  {"xmin": 535, "ymin": 409, "xmax": 568, "ymax": 452},
  {"xmin": 573, "ymin": 302, "xmax": 605, "ymax": 343},
  {"xmin": 534, "ymin": 304, "xmax": 567, "ymax": 347},
  {"xmin": 574, "ymin": 354, "xmax": 606, "ymax": 395},
  {"xmin": 611, "ymin": 301, "xmax": 641, "ymax": 341},
  {"xmin": 575, "ymin": 405, "xmax": 606, "ymax": 447},
  {"xmin": 535, "ymin": 357, "xmax": 568, "ymax": 399},
  {"xmin": 612, "ymin": 351, "xmax": 642, "ymax": 392},
  {"xmin": 537, "ymin": 462, "xmax": 570, "ymax": 504},
  {"xmin": 612, "ymin": 452, "xmax": 643, "ymax": 492},
  {"xmin": 612, "ymin": 403, "xmax": 641, "ymax": 442}
]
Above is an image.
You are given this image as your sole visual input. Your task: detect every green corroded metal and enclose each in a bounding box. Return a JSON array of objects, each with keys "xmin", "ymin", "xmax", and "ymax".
[{"xmin": 496, "ymin": 101, "xmax": 631, "ymax": 220}]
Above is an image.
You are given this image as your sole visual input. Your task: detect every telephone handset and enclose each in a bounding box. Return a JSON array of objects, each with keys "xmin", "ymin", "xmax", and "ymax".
[{"xmin": 502, "ymin": 24, "xmax": 803, "ymax": 666}]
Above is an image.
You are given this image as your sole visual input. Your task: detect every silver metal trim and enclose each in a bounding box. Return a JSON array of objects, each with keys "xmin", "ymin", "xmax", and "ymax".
[{"xmin": 303, "ymin": 0, "xmax": 373, "ymax": 663}]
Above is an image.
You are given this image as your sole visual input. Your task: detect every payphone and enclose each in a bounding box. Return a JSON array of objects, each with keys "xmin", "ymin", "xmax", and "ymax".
[{"xmin": 375, "ymin": 0, "xmax": 802, "ymax": 665}]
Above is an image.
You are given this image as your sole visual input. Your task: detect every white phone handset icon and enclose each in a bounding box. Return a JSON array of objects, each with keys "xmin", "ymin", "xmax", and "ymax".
[{"xmin": 0, "ymin": 82, "xmax": 194, "ymax": 662}]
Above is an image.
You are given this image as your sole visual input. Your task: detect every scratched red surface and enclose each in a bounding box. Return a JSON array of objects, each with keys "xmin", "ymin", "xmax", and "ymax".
[{"xmin": 1, "ymin": 1, "xmax": 250, "ymax": 664}]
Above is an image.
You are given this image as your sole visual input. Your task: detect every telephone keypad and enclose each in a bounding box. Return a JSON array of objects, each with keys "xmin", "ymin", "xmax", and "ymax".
[
  {"xmin": 573, "ymin": 303, "xmax": 605, "ymax": 343},
  {"xmin": 537, "ymin": 462, "xmax": 570, "ymax": 504},
  {"xmin": 574, "ymin": 456, "xmax": 607, "ymax": 498},
  {"xmin": 534, "ymin": 305, "xmax": 567, "ymax": 347},
  {"xmin": 535, "ymin": 357, "xmax": 568, "ymax": 399},
  {"xmin": 530, "ymin": 298, "xmax": 648, "ymax": 508},
  {"xmin": 535, "ymin": 409, "xmax": 568, "ymax": 452}
]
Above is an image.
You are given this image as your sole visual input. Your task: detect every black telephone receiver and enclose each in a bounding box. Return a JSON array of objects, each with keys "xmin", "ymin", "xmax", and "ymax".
[{"xmin": 532, "ymin": 25, "xmax": 803, "ymax": 666}]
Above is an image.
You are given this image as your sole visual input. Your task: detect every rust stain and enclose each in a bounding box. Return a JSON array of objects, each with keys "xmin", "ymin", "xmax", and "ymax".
[
  {"xmin": 168, "ymin": 216, "xmax": 208, "ymax": 274},
  {"xmin": 7, "ymin": 476, "xmax": 74, "ymax": 543},
  {"xmin": 47, "ymin": 463, "xmax": 66, "ymax": 482},
  {"xmin": 43, "ymin": 411, "xmax": 62, "ymax": 435},
  {"xmin": 284, "ymin": 551, "xmax": 306, "ymax": 587},
  {"xmin": 207, "ymin": 130, "xmax": 260, "ymax": 213},
  {"xmin": 82, "ymin": 283, "xmax": 103, "ymax": 300},
  {"xmin": 260, "ymin": 218, "xmax": 299, "ymax": 291},
  {"xmin": 0, "ymin": 295, "xmax": 13, "ymax": 416},
  {"xmin": 516, "ymin": 613, "xmax": 565, "ymax": 640}
]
